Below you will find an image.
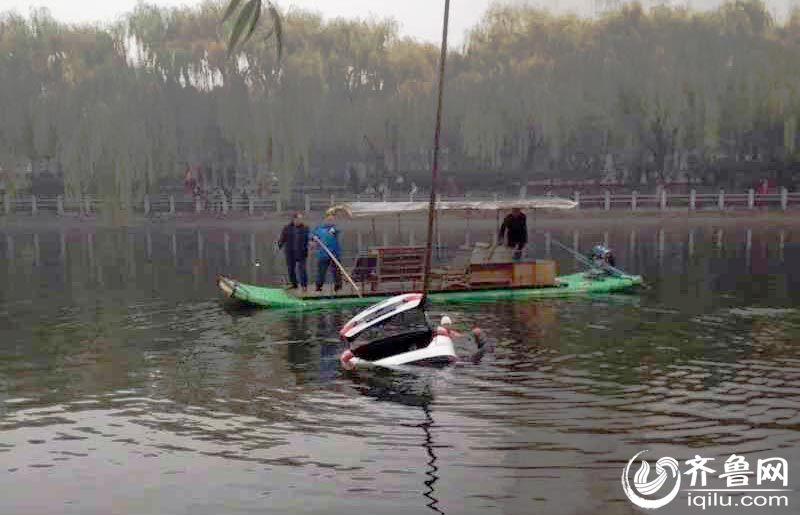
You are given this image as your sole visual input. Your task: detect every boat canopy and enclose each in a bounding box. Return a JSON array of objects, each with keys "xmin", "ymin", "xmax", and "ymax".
[{"xmin": 326, "ymin": 197, "xmax": 577, "ymax": 218}]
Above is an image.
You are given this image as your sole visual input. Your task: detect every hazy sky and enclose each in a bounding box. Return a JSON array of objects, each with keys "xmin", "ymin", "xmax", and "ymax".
[{"xmin": 0, "ymin": 1, "xmax": 795, "ymax": 46}]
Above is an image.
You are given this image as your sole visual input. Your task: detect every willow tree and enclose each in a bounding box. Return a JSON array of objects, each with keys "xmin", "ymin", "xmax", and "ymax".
[{"xmin": 3, "ymin": 0, "xmax": 800, "ymax": 212}]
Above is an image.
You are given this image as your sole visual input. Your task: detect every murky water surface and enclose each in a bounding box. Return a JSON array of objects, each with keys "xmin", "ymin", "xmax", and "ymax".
[{"xmin": 1, "ymin": 219, "xmax": 799, "ymax": 514}]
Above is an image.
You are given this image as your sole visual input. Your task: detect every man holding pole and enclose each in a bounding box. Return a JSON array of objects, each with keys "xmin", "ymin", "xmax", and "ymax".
[{"xmin": 311, "ymin": 213, "xmax": 343, "ymax": 292}]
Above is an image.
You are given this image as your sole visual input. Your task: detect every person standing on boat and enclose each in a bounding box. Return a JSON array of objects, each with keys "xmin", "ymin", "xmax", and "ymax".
[
  {"xmin": 277, "ymin": 212, "xmax": 310, "ymax": 290},
  {"xmin": 499, "ymin": 207, "xmax": 528, "ymax": 260},
  {"xmin": 311, "ymin": 213, "xmax": 343, "ymax": 292}
]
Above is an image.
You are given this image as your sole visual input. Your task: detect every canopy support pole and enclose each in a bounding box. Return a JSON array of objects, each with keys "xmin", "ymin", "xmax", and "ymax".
[
  {"xmin": 496, "ymin": 209, "xmax": 501, "ymax": 245},
  {"xmin": 422, "ymin": 0, "xmax": 450, "ymax": 303}
]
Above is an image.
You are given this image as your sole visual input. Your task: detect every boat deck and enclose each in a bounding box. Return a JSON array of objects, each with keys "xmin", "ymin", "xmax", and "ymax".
[
  {"xmin": 283, "ymin": 279, "xmax": 561, "ymax": 300},
  {"xmin": 282, "ymin": 258, "xmax": 561, "ymax": 299}
]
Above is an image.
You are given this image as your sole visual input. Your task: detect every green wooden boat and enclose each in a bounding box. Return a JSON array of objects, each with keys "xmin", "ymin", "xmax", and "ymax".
[
  {"xmin": 217, "ymin": 271, "xmax": 644, "ymax": 310},
  {"xmin": 217, "ymin": 199, "xmax": 644, "ymax": 311}
]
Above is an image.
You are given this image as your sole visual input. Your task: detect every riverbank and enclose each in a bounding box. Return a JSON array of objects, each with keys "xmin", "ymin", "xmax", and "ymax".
[{"xmin": 2, "ymin": 208, "xmax": 799, "ymax": 231}]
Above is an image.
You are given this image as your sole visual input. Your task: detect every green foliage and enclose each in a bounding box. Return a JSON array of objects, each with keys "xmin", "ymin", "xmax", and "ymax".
[{"xmin": 223, "ymin": 0, "xmax": 282, "ymax": 62}]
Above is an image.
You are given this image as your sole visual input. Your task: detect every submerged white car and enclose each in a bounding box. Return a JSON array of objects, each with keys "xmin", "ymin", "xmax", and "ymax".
[{"xmin": 339, "ymin": 293, "xmax": 458, "ymax": 369}]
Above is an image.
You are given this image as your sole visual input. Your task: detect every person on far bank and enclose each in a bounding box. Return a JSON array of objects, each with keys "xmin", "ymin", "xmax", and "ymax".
[
  {"xmin": 499, "ymin": 207, "xmax": 528, "ymax": 260},
  {"xmin": 277, "ymin": 212, "xmax": 310, "ymax": 290},
  {"xmin": 311, "ymin": 213, "xmax": 343, "ymax": 292}
]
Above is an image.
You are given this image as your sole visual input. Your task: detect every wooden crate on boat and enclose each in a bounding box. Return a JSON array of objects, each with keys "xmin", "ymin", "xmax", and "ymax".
[
  {"xmin": 371, "ymin": 246, "xmax": 426, "ymax": 286},
  {"xmin": 469, "ymin": 260, "xmax": 556, "ymax": 288},
  {"xmin": 513, "ymin": 260, "xmax": 556, "ymax": 287},
  {"xmin": 352, "ymin": 255, "xmax": 379, "ymax": 291},
  {"xmin": 512, "ymin": 262, "xmax": 536, "ymax": 287},
  {"xmin": 468, "ymin": 263, "xmax": 513, "ymax": 287}
]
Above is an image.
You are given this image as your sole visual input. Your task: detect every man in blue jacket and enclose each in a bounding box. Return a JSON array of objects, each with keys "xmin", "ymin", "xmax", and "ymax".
[
  {"xmin": 311, "ymin": 213, "xmax": 342, "ymax": 292},
  {"xmin": 277, "ymin": 212, "xmax": 310, "ymax": 290}
]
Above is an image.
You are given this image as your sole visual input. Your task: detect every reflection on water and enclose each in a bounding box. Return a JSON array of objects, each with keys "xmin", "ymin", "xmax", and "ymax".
[
  {"xmin": 346, "ymin": 369, "xmax": 442, "ymax": 512},
  {"xmin": 0, "ymin": 219, "xmax": 799, "ymax": 514}
]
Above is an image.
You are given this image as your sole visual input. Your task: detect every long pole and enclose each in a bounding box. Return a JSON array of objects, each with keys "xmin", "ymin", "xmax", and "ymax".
[
  {"xmin": 421, "ymin": 0, "xmax": 451, "ymax": 304},
  {"xmin": 312, "ymin": 235, "xmax": 362, "ymax": 297}
]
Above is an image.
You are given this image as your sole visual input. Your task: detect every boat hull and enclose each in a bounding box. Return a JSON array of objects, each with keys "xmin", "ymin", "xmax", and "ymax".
[{"xmin": 217, "ymin": 272, "xmax": 643, "ymax": 310}]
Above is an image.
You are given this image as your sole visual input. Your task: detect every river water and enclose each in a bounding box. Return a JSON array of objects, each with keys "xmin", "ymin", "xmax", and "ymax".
[{"xmin": 0, "ymin": 219, "xmax": 799, "ymax": 515}]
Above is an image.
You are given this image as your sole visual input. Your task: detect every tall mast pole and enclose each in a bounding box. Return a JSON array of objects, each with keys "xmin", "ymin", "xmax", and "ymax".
[{"xmin": 421, "ymin": 0, "xmax": 451, "ymax": 304}]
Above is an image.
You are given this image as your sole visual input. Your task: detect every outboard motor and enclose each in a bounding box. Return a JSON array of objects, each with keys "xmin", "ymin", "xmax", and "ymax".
[
  {"xmin": 589, "ymin": 245, "xmax": 616, "ymax": 274},
  {"xmin": 589, "ymin": 244, "xmax": 606, "ymax": 266},
  {"xmin": 604, "ymin": 248, "xmax": 616, "ymax": 268}
]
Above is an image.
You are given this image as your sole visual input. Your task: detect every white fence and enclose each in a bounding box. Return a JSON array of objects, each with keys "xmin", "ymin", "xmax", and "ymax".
[{"xmin": 1, "ymin": 188, "xmax": 798, "ymax": 216}]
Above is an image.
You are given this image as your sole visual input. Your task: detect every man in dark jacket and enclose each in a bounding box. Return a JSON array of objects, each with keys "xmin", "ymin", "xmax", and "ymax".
[
  {"xmin": 277, "ymin": 212, "xmax": 310, "ymax": 290},
  {"xmin": 499, "ymin": 207, "xmax": 527, "ymax": 260}
]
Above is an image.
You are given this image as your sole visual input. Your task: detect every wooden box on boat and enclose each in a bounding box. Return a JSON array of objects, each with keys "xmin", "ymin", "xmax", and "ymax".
[
  {"xmin": 525, "ymin": 260, "xmax": 556, "ymax": 286},
  {"xmin": 370, "ymin": 246, "xmax": 426, "ymax": 287},
  {"xmin": 511, "ymin": 263, "xmax": 534, "ymax": 286},
  {"xmin": 468, "ymin": 262, "xmax": 513, "ymax": 287},
  {"xmin": 468, "ymin": 260, "xmax": 556, "ymax": 288},
  {"xmin": 351, "ymin": 243, "xmax": 559, "ymax": 292}
]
